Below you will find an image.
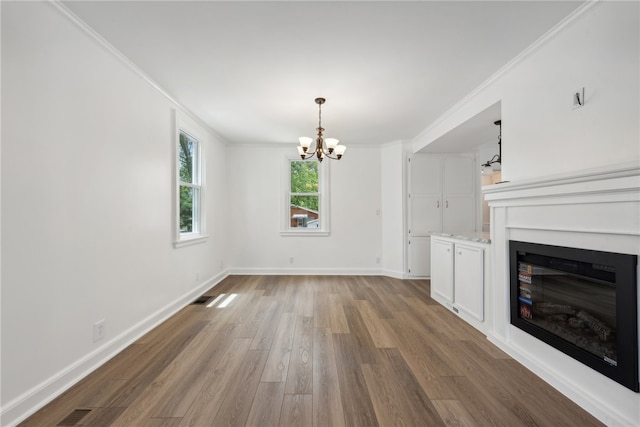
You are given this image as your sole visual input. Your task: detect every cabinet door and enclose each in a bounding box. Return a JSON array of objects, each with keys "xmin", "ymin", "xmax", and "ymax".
[
  {"xmin": 431, "ymin": 239, "xmax": 454, "ymax": 303},
  {"xmin": 408, "ymin": 154, "xmax": 443, "ymax": 236},
  {"xmin": 408, "ymin": 236, "xmax": 430, "ymax": 277},
  {"xmin": 442, "ymin": 155, "xmax": 476, "ymax": 233},
  {"xmin": 408, "ymin": 154, "xmax": 442, "ymax": 277},
  {"xmin": 454, "ymin": 244, "xmax": 484, "ymax": 321},
  {"xmin": 442, "ymin": 196, "xmax": 475, "ymax": 233},
  {"xmin": 410, "ymin": 195, "xmax": 442, "ymax": 235},
  {"xmin": 443, "ymin": 155, "xmax": 475, "ymax": 195},
  {"xmin": 409, "ymin": 154, "xmax": 442, "ymax": 195}
]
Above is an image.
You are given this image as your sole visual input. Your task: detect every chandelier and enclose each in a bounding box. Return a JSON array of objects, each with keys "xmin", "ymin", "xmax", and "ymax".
[
  {"xmin": 481, "ymin": 120, "xmax": 502, "ymax": 176},
  {"xmin": 297, "ymin": 97, "xmax": 346, "ymax": 161}
]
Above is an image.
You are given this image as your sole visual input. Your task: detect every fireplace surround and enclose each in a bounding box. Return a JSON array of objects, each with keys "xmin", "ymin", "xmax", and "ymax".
[
  {"xmin": 509, "ymin": 240, "xmax": 638, "ymax": 391},
  {"xmin": 483, "ymin": 162, "xmax": 640, "ymax": 425}
]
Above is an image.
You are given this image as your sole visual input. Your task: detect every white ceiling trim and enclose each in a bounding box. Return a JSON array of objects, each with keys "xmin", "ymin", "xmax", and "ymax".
[
  {"xmin": 49, "ymin": 0, "xmax": 229, "ymax": 144},
  {"xmin": 411, "ymin": 0, "xmax": 601, "ymax": 152}
]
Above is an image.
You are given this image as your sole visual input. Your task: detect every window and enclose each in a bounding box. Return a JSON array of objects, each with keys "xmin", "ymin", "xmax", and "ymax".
[
  {"xmin": 175, "ymin": 129, "xmax": 205, "ymax": 246},
  {"xmin": 283, "ymin": 158, "xmax": 329, "ymax": 235}
]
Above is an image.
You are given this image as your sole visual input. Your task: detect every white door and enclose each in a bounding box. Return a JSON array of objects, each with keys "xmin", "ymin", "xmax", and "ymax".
[
  {"xmin": 408, "ymin": 154, "xmax": 442, "ymax": 235},
  {"xmin": 443, "ymin": 196, "xmax": 476, "ymax": 232},
  {"xmin": 408, "ymin": 236, "xmax": 430, "ymax": 277},
  {"xmin": 410, "ymin": 155, "xmax": 442, "ymax": 195},
  {"xmin": 408, "ymin": 155, "xmax": 442, "ymax": 277},
  {"xmin": 431, "ymin": 239, "xmax": 454, "ymax": 303},
  {"xmin": 443, "ymin": 155, "xmax": 475, "ymax": 195},
  {"xmin": 442, "ymin": 155, "xmax": 476, "ymax": 233},
  {"xmin": 410, "ymin": 195, "xmax": 442, "ymax": 235},
  {"xmin": 454, "ymin": 244, "xmax": 484, "ymax": 321}
]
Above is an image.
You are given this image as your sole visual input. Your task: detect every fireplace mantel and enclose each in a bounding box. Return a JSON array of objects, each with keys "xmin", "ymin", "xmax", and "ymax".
[
  {"xmin": 484, "ymin": 161, "xmax": 640, "ymax": 207},
  {"xmin": 482, "ymin": 161, "xmax": 640, "ymax": 426}
]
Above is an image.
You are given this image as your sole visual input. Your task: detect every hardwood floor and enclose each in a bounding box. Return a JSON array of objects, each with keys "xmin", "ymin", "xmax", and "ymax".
[{"xmin": 20, "ymin": 275, "xmax": 604, "ymax": 426}]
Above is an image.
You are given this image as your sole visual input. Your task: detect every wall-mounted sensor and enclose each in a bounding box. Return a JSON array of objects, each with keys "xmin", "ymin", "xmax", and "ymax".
[{"xmin": 573, "ymin": 87, "xmax": 585, "ymax": 109}]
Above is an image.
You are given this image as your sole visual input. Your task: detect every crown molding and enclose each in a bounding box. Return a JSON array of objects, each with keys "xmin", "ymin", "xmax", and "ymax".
[
  {"xmin": 47, "ymin": 0, "xmax": 229, "ymax": 146},
  {"xmin": 412, "ymin": 0, "xmax": 602, "ymax": 148}
]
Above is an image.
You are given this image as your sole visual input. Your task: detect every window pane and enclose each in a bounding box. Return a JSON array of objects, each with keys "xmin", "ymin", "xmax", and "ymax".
[
  {"xmin": 290, "ymin": 196, "xmax": 319, "ymax": 228},
  {"xmin": 290, "ymin": 161, "xmax": 318, "ymax": 193},
  {"xmin": 179, "ymin": 132, "xmax": 196, "ymax": 184},
  {"xmin": 180, "ymin": 185, "xmax": 195, "ymax": 233}
]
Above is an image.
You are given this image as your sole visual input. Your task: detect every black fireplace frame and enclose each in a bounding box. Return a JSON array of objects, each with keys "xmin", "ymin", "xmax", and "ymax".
[{"xmin": 509, "ymin": 240, "xmax": 639, "ymax": 392}]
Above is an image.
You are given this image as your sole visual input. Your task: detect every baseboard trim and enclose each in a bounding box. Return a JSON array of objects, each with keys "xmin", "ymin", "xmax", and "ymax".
[
  {"xmin": 380, "ymin": 269, "xmax": 406, "ymax": 279},
  {"xmin": 1, "ymin": 271, "xmax": 229, "ymax": 427},
  {"xmin": 486, "ymin": 333, "xmax": 635, "ymax": 427},
  {"xmin": 228, "ymin": 267, "xmax": 386, "ymax": 276}
]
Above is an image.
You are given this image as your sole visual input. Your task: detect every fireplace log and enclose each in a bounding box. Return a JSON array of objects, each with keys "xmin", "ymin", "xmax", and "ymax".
[
  {"xmin": 535, "ymin": 302, "xmax": 575, "ymax": 315},
  {"xmin": 576, "ymin": 310, "xmax": 612, "ymax": 341}
]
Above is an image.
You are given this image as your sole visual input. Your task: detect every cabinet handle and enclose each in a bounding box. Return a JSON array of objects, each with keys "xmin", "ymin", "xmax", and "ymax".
[
  {"xmin": 446, "ymin": 200, "xmax": 449, "ymax": 208},
  {"xmin": 436, "ymin": 200, "xmax": 440, "ymax": 208}
]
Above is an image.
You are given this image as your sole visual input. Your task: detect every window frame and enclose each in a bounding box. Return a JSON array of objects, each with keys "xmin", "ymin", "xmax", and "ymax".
[
  {"xmin": 174, "ymin": 116, "xmax": 207, "ymax": 248},
  {"xmin": 281, "ymin": 156, "xmax": 330, "ymax": 236}
]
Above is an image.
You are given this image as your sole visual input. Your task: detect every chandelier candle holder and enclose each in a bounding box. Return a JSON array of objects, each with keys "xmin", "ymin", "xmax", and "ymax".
[{"xmin": 297, "ymin": 97, "xmax": 346, "ymax": 161}]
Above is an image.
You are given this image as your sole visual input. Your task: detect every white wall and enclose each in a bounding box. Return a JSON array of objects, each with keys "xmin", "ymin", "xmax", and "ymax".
[
  {"xmin": 414, "ymin": 1, "xmax": 640, "ymax": 182},
  {"xmin": 1, "ymin": 2, "xmax": 228, "ymax": 424},
  {"xmin": 380, "ymin": 141, "xmax": 406, "ymax": 278},
  {"xmin": 226, "ymin": 144, "xmax": 382, "ymax": 274}
]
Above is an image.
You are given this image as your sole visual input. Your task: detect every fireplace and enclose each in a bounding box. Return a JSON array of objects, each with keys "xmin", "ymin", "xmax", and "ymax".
[{"xmin": 510, "ymin": 240, "xmax": 639, "ymax": 392}]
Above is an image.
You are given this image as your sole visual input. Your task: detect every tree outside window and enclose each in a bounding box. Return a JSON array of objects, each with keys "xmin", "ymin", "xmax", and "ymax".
[
  {"xmin": 289, "ymin": 161, "xmax": 319, "ymax": 228},
  {"xmin": 178, "ymin": 131, "xmax": 200, "ymax": 234}
]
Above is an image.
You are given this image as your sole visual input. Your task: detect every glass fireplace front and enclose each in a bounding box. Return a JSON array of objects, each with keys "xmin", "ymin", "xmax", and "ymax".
[{"xmin": 510, "ymin": 241, "xmax": 638, "ymax": 392}]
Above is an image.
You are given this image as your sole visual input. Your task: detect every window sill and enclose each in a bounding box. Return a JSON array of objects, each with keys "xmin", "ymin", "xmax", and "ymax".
[
  {"xmin": 173, "ymin": 234, "xmax": 209, "ymax": 248},
  {"xmin": 280, "ymin": 230, "xmax": 330, "ymax": 237}
]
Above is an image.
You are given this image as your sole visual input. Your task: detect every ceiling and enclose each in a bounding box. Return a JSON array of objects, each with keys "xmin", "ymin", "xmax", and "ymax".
[{"xmin": 62, "ymin": 1, "xmax": 583, "ymax": 149}]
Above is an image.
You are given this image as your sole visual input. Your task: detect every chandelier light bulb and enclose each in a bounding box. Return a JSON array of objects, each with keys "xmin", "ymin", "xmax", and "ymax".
[
  {"xmin": 325, "ymin": 138, "xmax": 339, "ymax": 152},
  {"xmin": 299, "ymin": 137, "xmax": 312, "ymax": 150}
]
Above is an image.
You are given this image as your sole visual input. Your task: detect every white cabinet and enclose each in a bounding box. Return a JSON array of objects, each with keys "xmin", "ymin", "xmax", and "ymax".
[
  {"xmin": 430, "ymin": 236, "xmax": 488, "ymax": 330},
  {"xmin": 441, "ymin": 156, "xmax": 477, "ymax": 232},
  {"xmin": 408, "ymin": 154, "xmax": 476, "ymax": 277},
  {"xmin": 408, "ymin": 236, "xmax": 430, "ymax": 277},
  {"xmin": 431, "ymin": 239, "xmax": 454, "ymax": 303},
  {"xmin": 453, "ymin": 244, "xmax": 484, "ymax": 322}
]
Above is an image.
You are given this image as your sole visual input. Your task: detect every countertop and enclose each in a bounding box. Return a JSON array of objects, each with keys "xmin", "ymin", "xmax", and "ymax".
[{"xmin": 430, "ymin": 231, "xmax": 491, "ymax": 244}]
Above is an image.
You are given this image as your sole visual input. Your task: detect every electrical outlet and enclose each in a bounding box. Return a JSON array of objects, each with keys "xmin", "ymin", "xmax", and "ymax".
[
  {"xmin": 289, "ymin": 257, "xmax": 294, "ymax": 264},
  {"xmin": 93, "ymin": 320, "xmax": 105, "ymax": 343}
]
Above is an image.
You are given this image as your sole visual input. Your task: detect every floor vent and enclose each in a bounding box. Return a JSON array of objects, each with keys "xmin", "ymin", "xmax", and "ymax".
[
  {"xmin": 191, "ymin": 295, "xmax": 215, "ymax": 305},
  {"xmin": 57, "ymin": 409, "xmax": 91, "ymax": 426}
]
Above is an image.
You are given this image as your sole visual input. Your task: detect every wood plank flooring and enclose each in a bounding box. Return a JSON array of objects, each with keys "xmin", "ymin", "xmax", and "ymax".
[{"xmin": 19, "ymin": 275, "xmax": 604, "ymax": 426}]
